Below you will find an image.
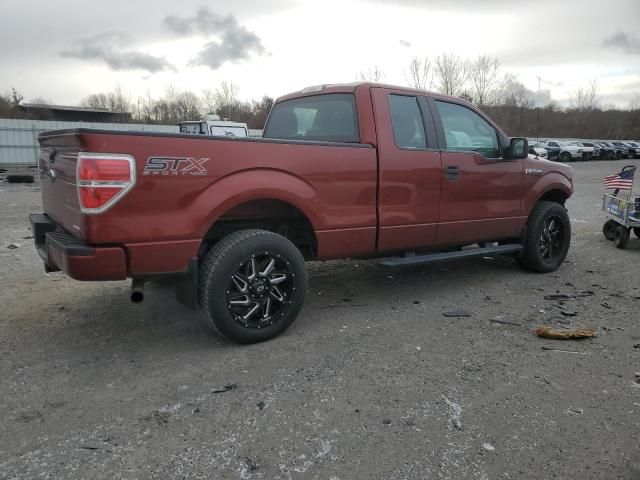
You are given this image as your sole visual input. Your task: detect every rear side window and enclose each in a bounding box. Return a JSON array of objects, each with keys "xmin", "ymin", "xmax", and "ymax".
[
  {"xmin": 264, "ymin": 93, "xmax": 359, "ymax": 143},
  {"xmin": 435, "ymin": 101, "xmax": 500, "ymax": 158},
  {"xmin": 389, "ymin": 95, "xmax": 427, "ymax": 149}
]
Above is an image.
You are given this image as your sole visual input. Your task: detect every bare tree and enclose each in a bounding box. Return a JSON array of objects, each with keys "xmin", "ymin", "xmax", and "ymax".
[
  {"xmin": 358, "ymin": 65, "xmax": 384, "ymax": 82},
  {"xmin": 81, "ymin": 85, "xmax": 132, "ymax": 113},
  {"xmin": 569, "ymin": 80, "xmax": 599, "ymax": 111},
  {"xmin": 11, "ymin": 88, "xmax": 24, "ymax": 105},
  {"xmin": 434, "ymin": 53, "xmax": 470, "ymax": 97},
  {"xmin": 201, "ymin": 89, "xmax": 217, "ymax": 115},
  {"xmin": 215, "ymin": 81, "xmax": 240, "ymax": 119},
  {"xmin": 405, "ymin": 57, "xmax": 433, "ymax": 90},
  {"xmin": 470, "ymin": 55, "xmax": 500, "ymax": 108}
]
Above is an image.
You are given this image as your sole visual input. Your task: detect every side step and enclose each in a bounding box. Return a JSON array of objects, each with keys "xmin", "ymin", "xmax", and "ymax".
[{"xmin": 378, "ymin": 244, "xmax": 523, "ymax": 268}]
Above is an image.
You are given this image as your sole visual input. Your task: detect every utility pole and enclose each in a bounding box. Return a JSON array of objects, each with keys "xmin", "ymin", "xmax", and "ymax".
[{"xmin": 536, "ymin": 76, "xmax": 542, "ymax": 142}]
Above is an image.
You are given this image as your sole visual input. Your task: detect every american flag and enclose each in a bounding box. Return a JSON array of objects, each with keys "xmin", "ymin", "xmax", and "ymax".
[{"xmin": 603, "ymin": 168, "xmax": 635, "ymax": 190}]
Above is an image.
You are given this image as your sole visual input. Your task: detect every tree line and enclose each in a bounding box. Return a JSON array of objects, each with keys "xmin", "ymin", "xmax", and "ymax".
[{"xmin": 2, "ymin": 54, "xmax": 640, "ymax": 139}]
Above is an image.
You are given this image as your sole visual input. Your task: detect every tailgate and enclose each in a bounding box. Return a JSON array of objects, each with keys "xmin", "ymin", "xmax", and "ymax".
[{"xmin": 38, "ymin": 132, "xmax": 84, "ymax": 238}]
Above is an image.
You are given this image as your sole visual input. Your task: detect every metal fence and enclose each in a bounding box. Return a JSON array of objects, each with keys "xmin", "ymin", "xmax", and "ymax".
[
  {"xmin": 0, "ymin": 119, "xmax": 179, "ymax": 167},
  {"xmin": 0, "ymin": 119, "xmax": 264, "ymax": 167}
]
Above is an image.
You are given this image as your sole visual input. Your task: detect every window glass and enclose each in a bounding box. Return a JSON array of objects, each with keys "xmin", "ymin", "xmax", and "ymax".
[
  {"xmin": 263, "ymin": 93, "xmax": 359, "ymax": 143},
  {"xmin": 388, "ymin": 95, "xmax": 427, "ymax": 149},
  {"xmin": 435, "ymin": 101, "xmax": 500, "ymax": 158}
]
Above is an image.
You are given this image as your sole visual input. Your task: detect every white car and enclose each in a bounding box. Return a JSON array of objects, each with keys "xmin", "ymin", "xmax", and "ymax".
[
  {"xmin": 568, "ymin": 141, "xmax": 594, "ymax": 160},
  {"xmin": 538, "ymin": 140, "xmax": 582, "ymax": 162},
  {"xmin": 528, "ymin": 142, "xmax": 548, "ymax": 158}
]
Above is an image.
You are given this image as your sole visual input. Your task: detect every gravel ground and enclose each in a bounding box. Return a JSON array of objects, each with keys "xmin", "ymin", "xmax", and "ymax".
[{"xmin": 1, "ymin": 160, "xmax": 639, "ymax": 480}]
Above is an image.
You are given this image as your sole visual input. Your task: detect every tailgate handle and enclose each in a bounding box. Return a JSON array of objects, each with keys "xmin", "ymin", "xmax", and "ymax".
[{"xmin": 444, "ymin": 165, "xmax": 459, "ymax": 180}]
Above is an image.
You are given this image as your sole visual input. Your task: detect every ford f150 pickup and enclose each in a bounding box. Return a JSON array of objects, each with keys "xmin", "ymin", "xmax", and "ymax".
[{"xmin": 30, "ymin": 83, "xmax": 574, "ymax": 343}]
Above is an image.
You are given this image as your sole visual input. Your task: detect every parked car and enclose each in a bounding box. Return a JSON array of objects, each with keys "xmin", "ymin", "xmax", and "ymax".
[
  {"xmin": 30, "ymin": 82, "xmax": 574, "ymax": 343},
  {"xmin": 538, "ymin": 140, "xmax": 582, "ymax": 162},
  {"xmin": 528, "ymin": 141, "xmax": 548, "ymax": 158},
  {"xmin": 611, "ymin": 141, "xmax": 631, "ymax": 158},
  {"xmin": 567, "ymin": 141, "xmax": 594, "ymax": 161},
  {"xmin": 622, "ymin": 141, "xmax": 640, "ymax": 158},
  {"xmin": 597, "ymin": 141, "xmax": 619, "ymax": 159},
  {"xmin": 580, "ymin": 142, "xmax": 602, "ymax": 160}
]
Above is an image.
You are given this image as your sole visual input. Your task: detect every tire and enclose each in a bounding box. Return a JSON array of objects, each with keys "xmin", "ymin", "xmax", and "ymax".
[
  {"xmin": 603, "ymin": 220, "xmax": 618, "ymax": 241},
  {"xmin": 560, "ymin": 152, "xmax": 572, "ymax": 162},
  {"xmin": 613, "ymin": 225, "xmax": 630, "ymax": 249},
  {"xmin": 634, "ymin": 227, "xmax": 640, "ymax": 239},
  {"xmin": 517, "ymin": 201, "xmax": 571, "ymax": 273},
  {"xmin": 198, "ymin": 229, "xmax": 307, "ymax": 344}
]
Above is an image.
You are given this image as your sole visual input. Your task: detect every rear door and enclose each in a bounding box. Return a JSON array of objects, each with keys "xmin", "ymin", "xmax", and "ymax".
[
  {"xmin": 372, "ymin": 88, "xmax": 442, "ymax": 251},
  {"xmin": 429, "ymin": 98, "xmax": 523, "ymax": 245}
]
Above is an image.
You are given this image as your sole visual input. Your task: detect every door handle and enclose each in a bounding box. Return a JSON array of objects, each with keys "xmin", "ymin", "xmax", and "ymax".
[{"xmin": 444, "ymin": 165, "xmax": 459, "ymax": 180}]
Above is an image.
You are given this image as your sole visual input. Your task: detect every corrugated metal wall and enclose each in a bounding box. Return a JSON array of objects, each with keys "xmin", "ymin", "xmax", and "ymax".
[
  {"xmin": 0, "ymin": 119, "xmax": 264, "ymax": 167},
  {"xmin": 0, "ymin": 119, "xmax": 179, "ymax": 167}
]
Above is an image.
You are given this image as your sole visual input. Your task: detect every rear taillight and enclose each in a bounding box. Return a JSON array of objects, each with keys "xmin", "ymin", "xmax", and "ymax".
[{"xmin": 77, "ymin": 153, "xmax": 136, "ymax": 213}]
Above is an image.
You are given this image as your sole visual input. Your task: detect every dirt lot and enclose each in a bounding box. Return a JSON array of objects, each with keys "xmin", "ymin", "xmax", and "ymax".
[{"xmin": 1, "ymin": 160, "xmax": 639, "ymax": 479}]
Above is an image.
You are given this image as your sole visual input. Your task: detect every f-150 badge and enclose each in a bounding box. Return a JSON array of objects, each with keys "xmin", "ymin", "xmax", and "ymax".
[
  {"xmin": 144, "ymin": 157, "xmax": 209, "ymax": 176},
  {"xmin": 525, "ymin": 168, "xmax": 543, "ymax": 176}
]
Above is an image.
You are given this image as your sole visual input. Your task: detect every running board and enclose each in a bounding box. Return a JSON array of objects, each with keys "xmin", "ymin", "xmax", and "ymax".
[{"xmin": 378, "ymin": 244, "xmax": 523, "ymax": 268}]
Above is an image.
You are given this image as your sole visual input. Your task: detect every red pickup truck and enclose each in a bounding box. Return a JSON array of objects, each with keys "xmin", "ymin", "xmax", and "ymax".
[{"xmin": 30, "ymin": 83, "xmax": 573, "ymax": 343}]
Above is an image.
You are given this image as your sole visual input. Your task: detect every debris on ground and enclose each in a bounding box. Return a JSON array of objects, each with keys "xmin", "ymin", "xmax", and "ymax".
[
  {"xmin": 566, "ymin": 407, "xmax": 584, "ymax": 415},
  {"xmin": 482, "ymin": 443, "xmax": 496, "ymax": 451},
  {"xmin": 635, "ymin": 372, "xmax": 640, "ymax": 385},
  {"xmin": 541, "ymin": 346, "xmax": 588, "ymax": 355},
  {"xmin": 489, "ymin": 317, "xmax": 522, "ymax": 326},
  {"xmin": 443, "ymin": 310, "xmax": 472, "ymax": 318},
  {"xmin": 536, "ymin": 325, "xmax": 597, "ymax": 340},
  {"xmin": 7, "ymin": 243, "xmax": 19, "ymax": 249},
  {"xmin": 212, "ymin": 383, "xmax": 237, "ymax": 393},
  {"xmin": 256, "ymin": 401, "xmax": 265, "ymax": 410},
  {"xmin": 442, "ymin": 395, "xmax": 462, "ymax": 430},
  {"xmin": 544, "ymin": 290, "xmax": 595, "ymax": 301}
]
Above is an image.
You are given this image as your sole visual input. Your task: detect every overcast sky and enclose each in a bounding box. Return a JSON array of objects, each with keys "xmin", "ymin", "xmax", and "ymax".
[{"xmin": 1, "ymin": 0, "xmax": 639, "ymax": 108}]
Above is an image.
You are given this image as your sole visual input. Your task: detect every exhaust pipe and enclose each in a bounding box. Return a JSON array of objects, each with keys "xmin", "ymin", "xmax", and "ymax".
[{"xmin": 130, "ymin": 279, "xmax": 145, "ymax": 303}]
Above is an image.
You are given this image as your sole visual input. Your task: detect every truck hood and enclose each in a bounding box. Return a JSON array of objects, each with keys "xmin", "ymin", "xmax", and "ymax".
[{"xmin": 526, "ymin": 154, "xmax": 573, "ymax": 181}]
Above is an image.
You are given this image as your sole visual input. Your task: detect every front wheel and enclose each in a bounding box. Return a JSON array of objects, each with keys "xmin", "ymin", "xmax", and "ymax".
[
  {"xmin": 517, "ymin": 201, "xmax": 571, "ymax": 273},
  {"xmin": 633, "ymin": 227, "xmax": 640, "ymax": 239},
  {"xmin": 561, "ymin": 152, "xmax": 572, "ymax": 162},
  {"xmin": 613, "ymin": 226, "xmax": 630, "ymax": 249},
  {"xmin": 603, "ymin": 220, "xmax": 618, "ymax": 241},
  {"xmin": 198, "ymin": 229, "xmax": 307, "ymax": 344}
]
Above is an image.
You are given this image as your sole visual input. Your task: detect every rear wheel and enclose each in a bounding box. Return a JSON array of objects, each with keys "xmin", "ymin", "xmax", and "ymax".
[
  {"xmin": 199, "ymin": 229, "xmax": 307, "ymax": 344},
  {"xmin": 517, "ymin": 201, "xmax": 571, "ymax": 273},
  {"xmin": 634, "ymin": 227, "xmax": 640, "ymax": 239},
  {"xmin": 561, "ymin": 152, "xmax": 572, "ymax": 162},
  {"xmin": 613, "ymin": 226, "xmax": 630, "ymax": 249},
  {"xmin": 603, "ymin": 220, "xmax": 618, "ymax": 241}
]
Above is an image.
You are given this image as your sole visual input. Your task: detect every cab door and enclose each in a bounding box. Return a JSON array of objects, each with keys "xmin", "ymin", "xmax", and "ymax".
[
  {"xmin": 429, "ymin": 98, "xmax": 523, "ymax": 246},
  {"xmin": 371, "ymin": 88, "xmax": 442, "ymax": 252}
]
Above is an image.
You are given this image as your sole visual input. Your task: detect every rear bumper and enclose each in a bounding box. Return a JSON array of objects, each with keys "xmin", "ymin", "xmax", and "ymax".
[{"xmin": 29, "ymin": 214, "xmax": 127, "ymax": 281}]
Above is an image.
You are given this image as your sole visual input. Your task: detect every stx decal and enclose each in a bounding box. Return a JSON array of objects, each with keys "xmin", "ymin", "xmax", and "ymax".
[{"xmin": 144, "ymin": 157, "xmax": 209, "ymax": 176}]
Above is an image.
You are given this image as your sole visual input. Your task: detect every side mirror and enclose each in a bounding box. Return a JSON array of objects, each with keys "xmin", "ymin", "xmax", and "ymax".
[{"xmin": 504, "ymin": 137, "xmax": 528, "ymax": 160}]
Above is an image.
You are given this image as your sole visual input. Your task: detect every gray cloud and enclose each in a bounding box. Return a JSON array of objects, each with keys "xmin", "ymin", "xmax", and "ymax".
[
  {"xmin": 399, "ymin": 39, "xmax": 411, "ymax": 48},
  {"xmin": 164, "ymin": 7, "xmax": 266, "ymax": 69},
  {"xmin": 603, "ymin": 32, "xmax": 640, "ymax": 55},
  {"xmin": 60, "ymin": 32, "xmax": 175, "ymax": 73}
]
